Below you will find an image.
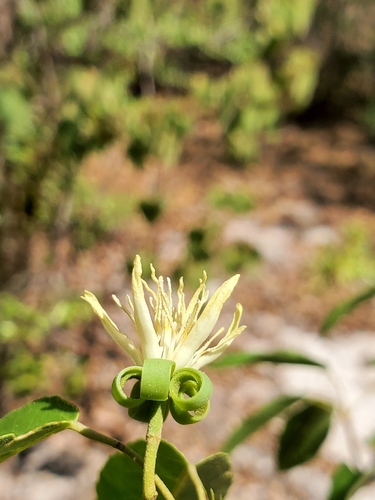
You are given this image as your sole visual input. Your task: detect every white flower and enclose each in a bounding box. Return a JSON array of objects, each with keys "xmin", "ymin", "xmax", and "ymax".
[{"xmin": 82, "ymin": 255, "xmax": 245, "ymax": 370}]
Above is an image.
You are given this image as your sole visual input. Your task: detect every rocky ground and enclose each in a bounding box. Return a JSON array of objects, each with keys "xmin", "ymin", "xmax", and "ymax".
[{"xmin": 1, "ymin": 120, "xmax": 375, "ymax": 499}]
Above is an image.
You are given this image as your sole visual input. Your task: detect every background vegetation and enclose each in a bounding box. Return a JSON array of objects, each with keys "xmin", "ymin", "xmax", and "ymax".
[
  {"xmin": 1, "ymin": 1, "xmax": 375, "ymax": 497},
  {"xmin": 2, "ymin": 0, "xmax": 375, "ymax": 286}
]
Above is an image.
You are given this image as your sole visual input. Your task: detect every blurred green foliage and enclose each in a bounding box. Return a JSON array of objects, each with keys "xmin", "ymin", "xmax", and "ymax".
[
  {"xmin": 220, "ymin": 243, "xmax": 261, "ymax": 273},
  {"xmin": 68, "ymin": 177, "xmax": 137, "ymax": 251},
  {"xmin": 138, "ymin": 197, "xmax": 163, "ymax": 223},
  {"xmin": 312, "ymin": 221, "xmax": 375, "ymax": 286},
  {"xmin": 0, "ymin": 293, "xmax": 90, "ymax": 398},
  {"xmin": 309, "ymin": 0, "xmax": 375, "ymax": 124},
  {"xmin": 188, "ymin": 228, "xmax": 211, "ymax": 262},
  {"xmin": 208, "ymin": 186, "xmax": 255, "ymax": 213},
  {"xmin": 5, "ymin": 0, "xmax": 375, "ymax": 286}
]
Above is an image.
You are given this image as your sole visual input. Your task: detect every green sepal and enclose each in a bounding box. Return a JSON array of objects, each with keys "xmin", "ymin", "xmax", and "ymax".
[
  {"xmin": 169, "ymin": 368, "xmax": 212, "ymax": 425},
  {"xmin": 169, "ymin": 399, "xmax": 210, "ymax": 425},
  {"xmin": 140, "ymin": 359, "xmax": 175, "ymax": 401},
  {"xmin": 111, "ymin": 366, "xmax": 144, "ymax": 408},
  {"xmin": 128, "ymin": 381, "xmax": 170, "ymax": 423},
  {"xmin": 169, "ymin": 368, "xmax": 212, "ymax": 411},
  {"xmin": 113, "ymin": 365, "xmax": 213, "ymax": 425}
]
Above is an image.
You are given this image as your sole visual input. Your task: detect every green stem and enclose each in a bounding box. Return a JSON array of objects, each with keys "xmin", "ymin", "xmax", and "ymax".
[
  {"xmin": 143, "ymin": 402, "xmax": 166, "ymax": 500},
  {"xmin": 69, "ymin": 420, "xmax": 175, "ymax": 500}
]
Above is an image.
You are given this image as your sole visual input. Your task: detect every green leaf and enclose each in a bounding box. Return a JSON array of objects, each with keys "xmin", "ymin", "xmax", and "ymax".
[
  {"xmin": 277, "ymin": 401, "xmax": 332, "ymax": 470},
  {"xmin": 97, "ymin": 439, "xmax": 208, "ymax": 500},
  {"xmin": 0, "ymin": 396, "xmax": 79, "ymax": 462},
  {"xmin": 320, "ymin": 285, "xmax": 375, "ymax": 335},
  {"xmin": 223, "ymin": 396, "xmax": 301, "ymax": 453},
  {"xmin": 96, "ymin": 452, "xmax": 142, "ymax": 500},
  {"xmin": 327, "ymin": 463, "xmax": 363, "ymax": 500},
  {"xmin": 344, "ymin": 470, "xmax": 375, "ymax": 498},
  {"xmin": 179, "ymin": 453, "xmax": 232, "ymax": 500},
  {"xmin": 213, "ymin": 350, "xmax": 325, "ymax": 368},
  {"xmin": 197, "ymin": 453, "xmax": 232, "ymax": 500},
  {"xmin": 97, "ymin": 441, "xmax": 232, "ymax": 500}
]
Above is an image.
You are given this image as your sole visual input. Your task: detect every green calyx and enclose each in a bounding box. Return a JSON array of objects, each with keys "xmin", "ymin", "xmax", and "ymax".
[
  {"xmin": 140, "ymin": 359, "xmax": 176, "ymax": 401},
  {"xmin": 112, "ymin": 366, "xmax": 144, "ymax": 408},
  {"xmin": 111, "ymin": 360, "xmax": 213, "ymax": 425},
  {"xmin": 169, "ymin": 368, "xmax": 212, "ymax": 425}
]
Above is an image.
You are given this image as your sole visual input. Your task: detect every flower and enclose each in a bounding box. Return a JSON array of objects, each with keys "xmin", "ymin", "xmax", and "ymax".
[{"xmin": 82, "ymin": 255, "xmax": 245, "ymax": 370}]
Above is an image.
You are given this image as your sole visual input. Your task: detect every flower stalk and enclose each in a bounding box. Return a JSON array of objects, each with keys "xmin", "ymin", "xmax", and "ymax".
[{"xmin": 143, "ymin": 402, "xmax": 166, "ymax": 500}]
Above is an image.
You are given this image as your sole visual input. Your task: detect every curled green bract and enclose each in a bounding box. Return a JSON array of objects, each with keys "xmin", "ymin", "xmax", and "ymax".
[
  {"xmin": 169, "ymin": 368, "xmax": 212, "ymax": 411},
  {"xmin": 112, "ymin": 366, "xmax": 144, "ymax": 408},
  {"xmin": 169, "ymin": 368, "xmax": 212, "ymax": 425},
  {"xmin": 112, "ymin": 361, "xmax": 213, "ymax": 425},
  {"xmin": 140, "ymin": 359, "xmax": 176, "ymax": 401}
]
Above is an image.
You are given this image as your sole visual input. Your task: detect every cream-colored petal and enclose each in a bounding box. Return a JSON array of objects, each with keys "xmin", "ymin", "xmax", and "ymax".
[
  {"xmin": 189, "ymin": 338, "xmax": 237, "ymax": 369},
  {"xmin": 174, "ymin": 274, "xmax": 208, "ymax": 346},
  {"xmin": 81, "ymin": 290, "xmax": 143, "ymax": 365},
  {"xmin": 132, "ymin": 255, "xmax": 163, "ymax": 359},
  {"xmin": 189, "ymin": 303, "xmax": 246, "ymax": 369},
  {"xmin": 173, "ymin": 274, "xmax": 240, "ymax": 368}
]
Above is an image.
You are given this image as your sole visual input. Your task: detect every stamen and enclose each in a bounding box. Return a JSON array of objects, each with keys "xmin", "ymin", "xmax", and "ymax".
[
  {"xmin": 112, "ymin": 294, "xmax": 134, "ymax": 322},
  {"xmin": 126, "ymin": 295, "xmax": 134, "ymax": 311},
  {"xmin": 142, "ymin": 278, "xmax": 157, "ymax": 302},
  {"xmin": 177, "ymin": 277, "xmax": 186, "ymax": 320},
  {"xmin": 150, "ymin": 264, "xmax": 158, "ymax": 284}
]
